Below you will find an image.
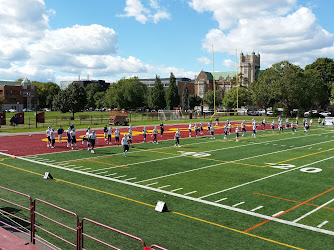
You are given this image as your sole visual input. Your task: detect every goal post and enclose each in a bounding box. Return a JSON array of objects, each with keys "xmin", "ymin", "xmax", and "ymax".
[{"xmin": 158, "ymin": 110, "xmax": 185, "ymax": 121}]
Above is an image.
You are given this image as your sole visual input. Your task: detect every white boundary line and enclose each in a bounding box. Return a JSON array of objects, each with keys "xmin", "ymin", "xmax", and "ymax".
[
  {"xmin": 1, "ymin": 152, "xmax": 334, "ymax": 236},
  {"xmin": 293, "ymin": 198, "xmax": 334, "ymax": 223}
]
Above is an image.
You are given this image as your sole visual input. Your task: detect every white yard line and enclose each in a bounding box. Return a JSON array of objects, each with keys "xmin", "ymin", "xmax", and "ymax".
[
  {"xmin": 232, "ymin": 202, "xmax": 245, "ymax": 207},
  {"xmin": 184, "ymin": 191, "xmax": 197, "ymax": 196},
  {"xmin": 158, "ymin": 185, "xmax": 171, "ymax": 189},
  {"xmin": 293, "ymin": 198, "xmax": 334, "ymax": 223},
  {"xmin": 114, "ymin": 175, "xmax": 127, "ymax": 179},
  {"xmin": 317, "ymin": 221, "xmax": 329, "ymax": 228},
  {"xmin": 136, "ymin": 139, "xmax": 334, "ymax": 185},
  {"xmin": 272, "ymin": 211, "xmax": 285, "ymax": 217},
  {"xmin": 2, "ymin": 152, "xmax": 334, "ymax": 237},
  {"xmin": 105, "ymin": 173, "xmax": 117, "ymax": 177},
  {"xmin": 170, "ymin": 188, "xmax": 183, "ymax": 192},
  {"xmin": 215, "ymin": 198, "xmax": 227, "ymax": 203},
  {"xmin": 199, "ymin": 153, "xmax": 334, "ymax": 199},
  {"xmin": 146, "ymin": 182, "xmax": 158, "ymax": 186},
  {"xmin": 124, "ymin": 177, "xmax": 137, "ymax": 181},
  {"xmin": 250, "ymin": 206, "xmax": 263, "ymax": 212}
]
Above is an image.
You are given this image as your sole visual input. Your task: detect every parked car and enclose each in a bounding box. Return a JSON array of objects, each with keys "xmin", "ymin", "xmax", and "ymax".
[
  {"xmin": 247, "ymin": 110, "xmax": 259, "ymax": 116},
  {"xmin": 266, "ymin": 111, "xmax": 273, "ymax": 116},
  {"xmin": 8, "ymin": 109, "xmax": 17, "ymax": 113},
  {"xmin": 320, "ymin": 111, "xmax": 331, "ymax": 117},
  {"xmin": 304, "ymin": 110, "xmax": 320, "ymax": 117}
]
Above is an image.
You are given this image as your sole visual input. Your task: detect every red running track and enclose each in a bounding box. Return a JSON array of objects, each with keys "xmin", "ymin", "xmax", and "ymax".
[{"xmin": 0, "ymin": 122, "xmax": 271, "ymax": 157}]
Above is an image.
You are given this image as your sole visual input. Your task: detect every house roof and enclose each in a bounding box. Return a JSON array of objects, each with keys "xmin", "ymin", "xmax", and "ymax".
[{"xmin": 204, "ymin": 71, "xmax": 236, "ymax": 81}]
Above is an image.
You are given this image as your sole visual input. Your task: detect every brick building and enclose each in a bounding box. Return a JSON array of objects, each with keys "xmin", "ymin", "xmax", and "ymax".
[{"xmin": 0, "ymin": 78, "xmax": 37, "ymax": 111}]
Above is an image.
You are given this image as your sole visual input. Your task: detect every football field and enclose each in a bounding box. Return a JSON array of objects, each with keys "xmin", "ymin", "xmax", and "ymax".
[{"xmin": 1, "ymin": 123, "xmax": 334, "ymax": 249}]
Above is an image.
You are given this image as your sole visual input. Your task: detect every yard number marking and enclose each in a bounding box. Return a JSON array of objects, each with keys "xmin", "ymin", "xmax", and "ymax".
[
  {"xmin": 178, "ymin": 151, "xmax": 211, "ymax": 157},
  {"xmin": 266, "ymin": 163, "xmax": 322, "ymax": 173}
]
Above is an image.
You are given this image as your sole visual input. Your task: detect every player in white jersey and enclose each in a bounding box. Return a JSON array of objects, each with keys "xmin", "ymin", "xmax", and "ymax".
[
  {"xmin": 114, "ymin": 128, "xmax": 120, "ymax": 146},
  {"xmin": 152, "ymin": 126, "xmax": 158, "ymax": 144},
  {"xmin": 121, "ymin": 134, "xmax": 129, "ymax": 157},
  {"xmin": 46, "ymin": 127, "xmax": 51, "ymax": 147},
  {"xmin": 286, "ymin": 118, "xmax": 290, "ymax": 130},
  {"xmin": 210, "ymin": 124, "xmax": 215, "ymax": 139},
  {"xmin": 174, "ymin": 128, "xmax": 181, "ymax": 147},
  {"xmin": 235, "ymin": 126, "xmax": 239, "ymax": 142},
  {"xmin": 228, "ymin": 122, "xmax": 232, "ymax": 135},
  {"xmin": 241, "ymin": 120, "xmax": 246, "ymax": 137},
  {"xmin": 50, "ymin": 128, "xmax": 56, "ymax": 148},
  {"xmin": 271, "ymin": 120, "xmax": 275, "ymax": 133},
  {"xmin": 200, "ymin": 121, "xmax": 203, "ymax": 134},
  {"xmin": 70, "ymin": 128, "xmax": 79, "ymax": 149},
  {"xmin": 194, "ymin": 123, "xmax": 198, "ymax": 137},
  {"xmin": 128, "ymin": 132, "xmax": 134, "ymax": 148},
  {"xmin": 82, "ymin": 127, "xmax": 91, "ymax": 145},
  {"xmin": 107, "ymin": 126, "xmax": 113, "ymax": 144},
  {"xmin": 142, "ymin": 127, "xmax": 147, "ymax": 142},
  {"xmin": 252, "ymin": 123, "xmax": 257, "ymax": 138},
  {"xmin": 89, "ymin": 131, "xmax": 97, "ymax": 153},
  {"xmin": 207, "ymin": 122, "xmax": 211, "ymax": 134},
  {"xmin": 128, "ymin": 124, "xmax": 133, "ymax": 134},
  {"xmin": 318, "ymin": 117, "xmax": 321, "ymax": 125},
  {"xmin": 224, "ymin": 123, "xmax": 228, "ymax": 140},
  {"xmin": 262, "ymin": 118, "xmax": 266, "ymax": 129},
  {"xmin": 291, "ymin": 121, "xmax": 295, "ymax": 134},
  {"xmin": 310, "ymin": 119, "xmax": 313, "ymax": 126},
  {"xmin": 322, "ymin": 118, "xmax": 325, "ymax": 128},
  {"xmin": 188, "ymin": 122, "xmax": 192, "ymax": 137}
]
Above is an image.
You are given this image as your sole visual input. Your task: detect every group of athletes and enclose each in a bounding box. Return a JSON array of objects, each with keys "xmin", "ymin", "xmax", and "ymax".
[
  {"xmin": 45, "ymin": 116, "xmax": 326, "ymax": 156},
  {"xmin": 46, "ymin": 125, "xmax": 98, "ymax": 153}
]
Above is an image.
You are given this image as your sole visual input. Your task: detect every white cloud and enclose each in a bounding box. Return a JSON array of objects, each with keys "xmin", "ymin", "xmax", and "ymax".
[
  {"xmin": 189, "ymin": 0, "xmax": 296, "ymax": 30},
  {"xmin": 222, "ymin": 59, "xmax": 235, "ymax": 69},
  {"xmin": 119, "ymin": 0, "xmax": 170, "ymax": 24},
  {"xmin": 197, "ymin": 4, "xmax": 334, "ymax": 68},
  {"xmin": 197, "ymin": 56, "xmax": 211, "ymax": 65}
]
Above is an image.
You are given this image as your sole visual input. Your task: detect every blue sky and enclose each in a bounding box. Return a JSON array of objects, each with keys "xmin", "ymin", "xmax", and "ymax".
[{"xmin": 0, "ymin": 0, "xmax": 333, "ymax": 84}]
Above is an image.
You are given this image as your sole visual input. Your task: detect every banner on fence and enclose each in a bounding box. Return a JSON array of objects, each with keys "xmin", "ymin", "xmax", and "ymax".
[{"xmin": 36, "ymin": 112, "xmax": 45, "ymax": 123}]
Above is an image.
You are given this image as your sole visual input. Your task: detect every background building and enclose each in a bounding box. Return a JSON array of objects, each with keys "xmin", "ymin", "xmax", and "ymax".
[
  {"xmin": 195, "ymin": 52, "xmax": 261, "ymax": 99},
  {"xmin": 0, "ymin": 78, "xmax": 37, "ymax": 111},
  {"xmin": 60, "ymin": 79, "xmax": 110, "ymax": 90}
]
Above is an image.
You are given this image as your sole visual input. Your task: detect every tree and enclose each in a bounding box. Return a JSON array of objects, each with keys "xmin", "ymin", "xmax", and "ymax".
[
  {"xmin": 94, "ymin": 92, "xmax": 107, "ymax": 108},
  {"xmin": 223, "ymin": 87, "xmax": 251, "ymax": 109},
  {"xmin": 52, "ymin": 90, "xmax": 70, "ymax": 113},
  {"xmin": 189, "ymin": 95, "xmax": 202, "ymax": 110},
  {"xmin": 105, "ymin": 77, "xmax": 147, "ymax": 109},
  {"xmin": 66, "ymin": 82, "xmax": 86, "ymax": 119},
  {"xmin": 305, "ymin": 58, "xmax": 333, "ymax": 106},
  {"xmin": 85, "ymin": 83, "xmax": 104, "ymax": 109},
  {"xmin": 166, "ymin": 72, "xmax": 180, "ymax": 109},
  {"xmin": 148, "ymin": 75, "xmax": 166, "ymax": 110},
  {"xmin": 203, "ymin": 89, "xmax": 223, "ymax": 110},
  {"xmin": 182, "ymin": 83, "xmax": 189, "ymax": 110},
  {"xmin": 32, "ymin": 81, "xmax": 60, "ymax": 108}
]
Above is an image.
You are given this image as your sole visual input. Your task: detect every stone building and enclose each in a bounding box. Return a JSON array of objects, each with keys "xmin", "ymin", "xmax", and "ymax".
[{"xmin": 194, "ymin": 52, "xmax": 260, "ymax": 99}]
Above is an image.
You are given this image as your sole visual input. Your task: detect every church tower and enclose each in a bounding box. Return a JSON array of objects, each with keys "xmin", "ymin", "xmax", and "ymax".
[{"xmin": 239, "ymin": 52, "xmax": 260, "ymax": 86}]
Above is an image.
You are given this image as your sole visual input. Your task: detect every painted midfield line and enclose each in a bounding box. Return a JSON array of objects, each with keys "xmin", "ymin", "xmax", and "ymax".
[{"xmin": 2, "ymin": 152, "xmax": 334, "ymax": 237}]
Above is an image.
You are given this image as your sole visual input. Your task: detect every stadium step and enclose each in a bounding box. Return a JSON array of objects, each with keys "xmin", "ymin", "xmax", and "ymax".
[{"xmin": 0, "ymin": 227, "xmax": 41, "ymax": 250}]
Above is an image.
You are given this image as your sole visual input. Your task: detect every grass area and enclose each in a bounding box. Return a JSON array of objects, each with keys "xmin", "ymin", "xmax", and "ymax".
[{"xmin": 1, "ymin": 123, "xmax": 333, "ymax": 249}]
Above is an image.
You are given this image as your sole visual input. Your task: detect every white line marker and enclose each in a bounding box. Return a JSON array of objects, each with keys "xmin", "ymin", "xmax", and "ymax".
[
  {"xmin": 114, "ymin": 175, "xmax": 127, "ymax": 179},
  {"xmin": 79, "ymin": 168, "xmax": 91, "ymax": 171},
  {"xmin": 200, "ymin": 153, "xmax": 334, "ymax": 199},
  {"xmin": 105, "ymin": 173, "xmax": 117, "ymax": 177},
  {"xmin": 317, "ymin": 221, "xmax": 329, "ymax": 228},
  {"xmin": 272, "ymin": 211, "xmax": 284, "ymax": 217},
  {"xmin": 146, "ymin": 182, "xmax": 158, "ymax": 186},
  {"xmin": 250, "ymin": 206, "xmax": 263, "ymax": 212},
  {"xmin": 58, "ymin": 163, "xmax": 69, "ymax": 165},
  {"xmin": 171, "ymin": 188, "xmax": 183, "ymax": 192},
  {"xmin": 124, "ymin": 177, "xmax": 137, "ymax": 181},
  {"xmin": 184, "ymin": 191, "xmax": 197, "ymax": 196},
  {"xmin": 158, "ymin": 185, "xmax": 171, "ymax": 189},
  {"xmin": 96, "ymin": 171, "xmax": 108, "ymax": 175},
  {"xmin": 293, "ymin": 198, "xmax": 334, "ymax": 223},
  {"xmin": 232, "ymin": 202, "xmax": 245, "ymax": 207},
  {"xmin": 66, "ymin": 165, "xmax": 76, "ymax": 167},
  {"xmin": 72, "ymin": 166, "xmax": 83, "ymax": 169},
  {"xmin": 318, "ymin": 148, "xmax": 322, "ymax": 150},
  {"xmin": 215, "ymin": 198, "xmax": 227, "ymax": 203}
]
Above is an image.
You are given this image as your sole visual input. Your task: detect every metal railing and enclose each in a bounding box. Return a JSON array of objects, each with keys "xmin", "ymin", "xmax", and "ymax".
[{"xmin": 0, "ymin": 186, "xmax": 167, "ymax": 250}]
